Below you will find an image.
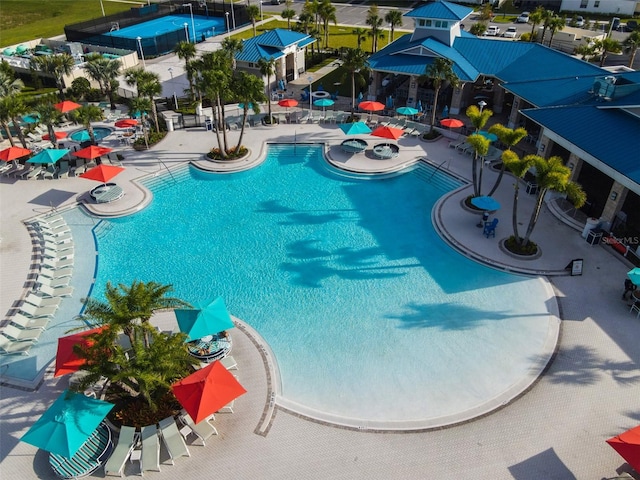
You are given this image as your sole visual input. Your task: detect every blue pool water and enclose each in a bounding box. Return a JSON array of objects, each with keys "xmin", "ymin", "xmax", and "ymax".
[
  {"xmin": 93, "ymin": 145, "xmax": 553, "ymax": 425},
  {"xmin": 105, "ymin": 14, "xmax": 223, "ymax": 40},
  {"xmin": 69, "ymin": 127, "xmax": 113, "ymax": 142}
]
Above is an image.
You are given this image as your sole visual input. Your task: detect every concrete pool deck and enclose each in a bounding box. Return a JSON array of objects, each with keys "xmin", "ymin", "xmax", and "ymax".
[{"xmin": 1, "ymin": 121, "xmax": 639, "ymax": 479}]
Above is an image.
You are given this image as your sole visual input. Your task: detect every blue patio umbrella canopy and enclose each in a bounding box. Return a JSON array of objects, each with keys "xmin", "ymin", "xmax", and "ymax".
[
  {"xmin": 478, "ymin": 130, "xmax": 498, "ymax": 142},
  {"xmin": 628, "ymin": 267, "xmax": 640, "ymax": 286},
  {"xmin": 27, "ymin": 149, "xmax": 70, "ymax": 164},
  {"xmin": 471, "ymin": 196, "xmax": 501, "ymax": 211},
  {"xmin": 339, "ymin": 122, "xmax": 372, "ymax": 135},
  {"xmin": 313, "ymin": 98, "xmax": 334, "ymax": 108},
  {"xmin": 175, "ymin": 296, "xmax": 235, "ymax": 341},
  {"xmin": 21, "ymin": 390, "xmax": 114, "ymax": 458},
  {"xmin": 396, "ymin": 106, "xmax": 419, "ymax": 116}
]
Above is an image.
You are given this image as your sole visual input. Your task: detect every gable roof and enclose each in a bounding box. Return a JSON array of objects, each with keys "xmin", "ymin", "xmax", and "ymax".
[
  {"xmin": 235, "ymin": 29, "xmax": 315, "ymax": 64},
  {"xmin": 404, "ymin": 0, "xmax": 473, "ymax": 21}
]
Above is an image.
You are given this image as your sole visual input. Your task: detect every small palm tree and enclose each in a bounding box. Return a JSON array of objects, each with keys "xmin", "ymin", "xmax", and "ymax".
[
  {"xmin": 420, "ymin": 58, "xmax": 459, "ymax": 134},
  {"xmin": 594, "ymin": 37, "xmax": 622, "ymax": 67},
  {"xmin": 366, "ymin": 5, "xmax": 384, "ymax": 53},
  {"xmin": 528, "ymin": 7, "xmax": 546, "ymax": 43},
  {"xmin": 129, "ymin": 96, "xmax": 152, "ymax": 147},
  {"xmin": 538, "ymin": 9, "xmax": 554, "ymax": 45},
  {"xmin": 0, "ymin": 95, "xmax": 28, "ymax": 147},
  {"xmin": 623, "ymin": 30, "xmax": 640, "ymax": 68},
  {"xmin": 247, "ymin": 4, "xmax": 260, "ymax": 37},
  {"xmin": 221, "ymin": 37, "xmax": 244, "ymax": 70},
  {"xmin": 486, "ymin": 124, "xmax": 527, "ymax": 196},
  {"xmin": 318, "ymin": 0, "xmax": 337, "ymax": 48},
  {"xmin": 30, "ymin": 54, "xmax": 74, "ymax": 99},
  {"xmin": 83, "ymin": 54, "xmax": 122, "ymax": 109},
  {"xmin": 125, "ymin": 68, "xmax": 162, "ymax": 133},
  {"xmin": 501, "ymin": 150, "xmax": 532, "ymax": 246},
  {"xmin": 233, "ymin": 71, "xmax": 265, "ymax": 151},
  {"xmin": 281, "ymin": 7, "xmax": 296, "ymax": 29},
  {"xmin": 72, "ymin": 105, "xmax": 104, "ymax": 144},
  {"xmin": 173, "ymin": 41, "xmax": 197, "ymax": 100},
  {"xmin": 341, "ymin": 48, "xmax": 369, "ymax": 117},
  {"xmin": 384, "ymin": 10, "xmax": 403, "ymax": 42},
  {"xmin": 33, "ymin": 101, "xmax": 63, "ymax": 148},
  {"xmin": 466, "ymin": 104, "xmax": 493, "ymax": 196},
  {"xmin": 546, "ymin": 15, "xmax": 566, "ymax": 47},
  {"xmin": 352, "ymin": 27, "xmax": 368, "ymax": 49},
  {"xmin": 258, "ymin": 57, "xmax": 276, "ymax": 123}
]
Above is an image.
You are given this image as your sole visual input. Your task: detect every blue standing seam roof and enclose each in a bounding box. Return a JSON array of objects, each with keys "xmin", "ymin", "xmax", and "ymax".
[
  {"xmin": 235, "ymin": 28, "xmax": 315, "ymax": 64},
  {"xmin": 404, "ymin": 0, "xmax": 473, "ymax": 21}
]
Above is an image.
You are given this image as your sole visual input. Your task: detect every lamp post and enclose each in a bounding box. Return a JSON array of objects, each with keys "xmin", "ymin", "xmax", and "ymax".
[
  {"xmin": 260, "ymin": 1, "xmax": 263, "ymax": 22},
  {"xmin": 478, "ymin": 100, "xmax": 487, "ymax": 113},
  {"xmin": 387, "ymin": 23, "xmax": 392, "ymax": 46},
  {"xmin": 225, "ymin": 12, "xmax": 230, "ymax": 33},
  {"xmin": 168, "ymin": 67, "xmax": 178, "ymax": 110},
  {"xmin": 184, "ymin": 23, "xmax": 189, "ymax": 42},
  {"xmin": 308, "ymin": 76, "xmax": 313, "ymax": 115},
  {"xmin": 183, "ymin": 3, "xmax": 196, "ymax": 43},
  {"xmin": 99, "ymin": 0, "xmax": 105, "ymax": 16},
  {"xmin": 230, "ymin": 0, "xmax": 236, "ymax": 30},
  {"xmin": 136, "ymin": 36, "xmax": 146, "ymax": 69}
]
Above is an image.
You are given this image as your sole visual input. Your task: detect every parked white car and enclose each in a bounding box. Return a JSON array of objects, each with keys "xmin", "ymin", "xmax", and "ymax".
[
  {"xmin": 503, "ymin": 27, "xmax": 518, "ymax": 38},
  {"xmin": 485, "ymin": 26, "xmax": 501, "ymax": 36},
  {"xmin": 516, "ymin": 12, "xmax": 529, "ymax": 23}
]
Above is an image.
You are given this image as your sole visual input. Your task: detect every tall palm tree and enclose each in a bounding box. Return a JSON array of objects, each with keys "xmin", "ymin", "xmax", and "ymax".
[
  {"xmin": 317, "ymin": 0, "xmax": 337, "ymax": 48},
  {"xmin": 538, "ymin": 9, "xmax": 554, "ymax": 45},
  {"xmin": 486, "ymin": 124, "xmax": 527, "ymax": 196},
  {"xmin": 30, "ymin": 53, "xmax": 74, "ymax": 99},
  {"xmin": 129, "ymin": 96, "xmax": 152, "ymax": 148},
  {"xmin": 341, "ymin": 48, "xmax": 369, "ymax": 117},
  {"xmin": 173, "ymin": 41, "xmax": 197, "ymax": 100},
  {"xmin": 419, "ymin": 57, "xmax": 459, "ymax": 134},
  {"xmin": 125, "ymin": 68, "xmax": 162, "ymax": 133},
  {"xmin": 247, "ymin": 4, "xmax": 260, "ymax": 37},
  {"xmin": 546, "ymin": 15, "xmax": 566, "ymax": 47},
  {"xmin": 466, "ymin": 104, "xmax": 493, "ymax": 196},
  {"xmin": 501, "ymin": 150, "xmax": 532, "ymax": 248},
  {"xmin": 33, "ymin": 102, "xmax": 63, "ymax": 148},
  {"xmin": 623, "ymin": 30, "xmax": 640, "ymax": 68},
  {"xmin": 83, "ymin": 54, "xmax": 122, "ymax": 109},
  {"xmin": 352, "ymin": 27, "xmax": 368, "ymax": 49},
  {"xmin": 281, "ymin": 7, "xmax": 296, "ymax": 30},
  {"xmin": 594, "ymin": 37, "xmax": 622, "ymax": 67},
  {"xmin": 384, "ymin": 10, "xmax": 403, "ymax": 42},
  {"xmin": 71, "ymin": 105, "xmax": 104, "ymax": 144},
  {"xmin": 233, "ymin": 71, "xmax": 265, "ymax": 151},
  {"xmin": 528, "ymin": 7, "xmax": 546, "ymax": 43},
  {"xmin": 366, "ymin": 5, "xmax": 384, "ymax": 53},
  {"xmin": 221, "ymin": 37, "xmax": 244, "ymax": 70},
  {"xmin": 0, "ymin": 95, "xmax": 28, "ymax": 147},
  {"xmin": 0, "ymin": 69, "xmax": 23, "ymax": 97},
  {"xmin": 258, "ymin": 57, "xmax": 276, "ymax": 123}
]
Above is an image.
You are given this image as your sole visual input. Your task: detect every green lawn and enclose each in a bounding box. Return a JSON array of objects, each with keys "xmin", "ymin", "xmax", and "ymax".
[{"xmin": 1, "ymin": 0, "xmax": 131, "ymax": 47}]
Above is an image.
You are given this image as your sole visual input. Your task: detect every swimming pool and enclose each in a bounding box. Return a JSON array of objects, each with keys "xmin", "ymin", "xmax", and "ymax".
[
  {"xmin": 69, "ymin": 127, "xmax": 113, "ymax": 143},
  {"xmin": 93, "ymin": 144, "xmax": 556, "ymax": 428}
]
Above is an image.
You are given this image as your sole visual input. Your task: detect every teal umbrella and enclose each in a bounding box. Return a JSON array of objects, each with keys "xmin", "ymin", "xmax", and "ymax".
[
  {"xmin": 471, "ymin": 195, "xmax": 500, "ymax": 211},
  {"xmin": 27, "ymin": 149, "xmax": 70, "ymax": 164},
  {"xmin": 628, "ymin": 268, "xmax": 640, "ymax": 286},
  {"xmin": 339, "ymin": 121, "xmax": 371, "ymax": 135},
  {"xmin": 70, "ymin": 130, "xmax": 92, "ymax": 142},
  {"xmin": 478, "ymin": 130, "xmax": 498, "ymax": 142},
  {"xmin": 21, "ymin": 390, "xmax": 114, "ymax": 458},
  {"xmin": 313, "ymin": 98, "xmax": 334, "ymax": 116},
  {"xmin": 175, "ymin": 297, "xmax": 235, "ymax": 341},
  {"xmin": 396, "ymin": 106, "xmax": 419, "ymax": 117}
]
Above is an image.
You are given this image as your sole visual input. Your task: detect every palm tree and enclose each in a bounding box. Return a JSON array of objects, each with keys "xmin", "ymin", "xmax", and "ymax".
[
  {"xmin": 384, "ymin": 10, "xmax": 403, "ymax": 42},
  {"xmin": 0, "ymin": 95, "xmax": 28, "ymax": 147},
  {"xmin": 366, "ymin": 5, "xmax": 384, "ymax": 53},
  {"xmin": 466, "ymin": 104, "xmax": 493, "ymax": 196},
  {"xmin": 129, "ymin": 96, "xmax": 152, "ymax": 147},
  {"xmin": 71, "ymin": 105, "xmax": 104, "ymax": 144},
  {"xmin": 501, "ymin": 150, "xmax": 532, "ymax": 248},
  {"xmin": 258, "ymin": 57, "xmax": 276, "ymax": 123},
  {"xmin": 281, "ymin": 7, "xmax": 296, "ymax": 30},
  {"xmin": 538, "ymin": 10, "xmax": 554, "ymax": 45},
  {"xmin": 352, "ymin": 27, "xmax": 368, "ymax": 49},
  {"xmin": 247, "ymin": 4, "xmax": 260, "ymax": 37},
  {"xmin": 546, "ymin": 16, "xmax": 566, "ymax": 47},
  {"xmin": 470, "ymin": 23, "xmax": 487, "ymax": 37},
  {"xmin": 125, "ymin": 68, "xmax": 162, "ymax": 133},
  {"xmin": 0, "ymin": 69, "xmax": 23, "ymax": 97},
  {"xmin": 574, "ymin": 42, "xmax": 597, "ymax": 61},
  {"xmin": 623, "ymin": 30, "xmax": 640, "ymax": 68},
  {"xmin": 33, "ymin": 102, "xmax": 63, "ymax": 148},
  {"xmin": 221, "ymin": 37, "xmax": 244, "ymax": 70},
  {"xmin": 30, "ymin": 53, "xmax": 74, "ymax": 98},
  {"xmin": 594, "ymin": 37, "xmax": 623, "ymax": 67},
  {"xmin": 233, "ymin": 71, "xmax": 265, "ymax": 151},
  {"xmin": 341, "ymin": 48, "xmax": 369, "ymax": 117},
  {"xmin": 528, "ymin": 7, "xmax": 546, "ymax": 43},
  {"xmin": 83, "ymin": 54, "xmax": 122, "ymax": 109},
  {"xmin": 317, "ymin": 0, "xmax": 337, "ymax": 48},
  {"xmin": 173, "ymin": 41, "xmax": 197, "ymax": 100},
  {"xmin": 486, "ymin": 124, "xmax": 527, "ymax": 196},
  {"xmin": 420, "ymin": 57, "xmax": 459, "ymax": 134}
]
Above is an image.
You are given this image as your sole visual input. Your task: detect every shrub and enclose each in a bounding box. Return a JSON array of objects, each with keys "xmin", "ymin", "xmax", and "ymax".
[
  {"xmin": 133, "ymin": 131, "xmax": 167, "ymax": 149},
  {"xmin": 85, "ymin": 88, "xmax": 105, "ymax": 102},
  {"xmin": 207, "ymin": 145, "xmax": 248, "ymax": 160},
  {"xmin": 505, "ymin": 235, "xmax": 538, "ymax": 256}
]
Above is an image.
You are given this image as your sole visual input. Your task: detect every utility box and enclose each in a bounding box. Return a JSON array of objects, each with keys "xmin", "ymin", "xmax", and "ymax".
[{"xmin": 586, "ymin": 228, "xmax": 603, "ymax": 246}]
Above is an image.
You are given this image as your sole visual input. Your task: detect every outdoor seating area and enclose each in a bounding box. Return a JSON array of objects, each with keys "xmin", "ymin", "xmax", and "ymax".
[
  {"xmin": 90, "ymin": 183, "xmax": 124, "ymax": 203},
  {"xmin": 49, "ymin": 422, "xmax": 113, "ymax": 480},
  {"xmin": 341, "ymin": 139, "xmax": 368, "ymax": 154},
  {"xmin": 186, "ymin": 332, "xmax": 232, "ymax": 362},
  {"xmin": 372, "ymin": 144, "xmax": 400, "ymax": 159}
]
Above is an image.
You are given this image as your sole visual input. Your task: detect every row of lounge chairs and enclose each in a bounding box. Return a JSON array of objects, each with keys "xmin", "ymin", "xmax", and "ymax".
[
  {"xmin": 0, "ymin": 215, "xmax": 74, "ymax": 356},
  {"xmin": 50, "ymin": 423, "xmax": 113, "ymax": 480}
]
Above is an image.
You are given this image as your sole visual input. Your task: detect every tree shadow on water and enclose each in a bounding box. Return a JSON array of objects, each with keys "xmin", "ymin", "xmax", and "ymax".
[{"xmin": 281, "ymin": 258, "xmax": 406, "ymax": 288}]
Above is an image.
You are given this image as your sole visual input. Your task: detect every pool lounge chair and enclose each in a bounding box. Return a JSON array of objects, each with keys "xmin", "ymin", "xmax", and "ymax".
[
  {"xmin": 24, "ymin": 292, "xmax": 62, "ymax": 309},
  {"xmin": 38, "ymin": 284, "xmax": 74, "ymax": 298},
  {"xmin": 39, "ymin": 266, "xmax": 73, "ymax": 279},
  {"xmin": 39, "ymin": 223, "xmax": 71, "ymax": 235},
  {"xmin": 218, "ymin": 399, "xmax": 235, "ymax": 414},
  {"xmin": 221, "ymin": 355, "xmax": 238, "ymax": 370},
  {"xmin": 0, "ymin": 335, "xmax": 33, "ymax": 355},
  {"xmin": 49, "ymin": 423, "xmax": 113, "ymax": 480},
  {"xmin": 43, "ymin": 247, "xmax": 74, "ymax": 260},
  {"xmin": 42, "ymin": 232, "xmax": 73, "ymax": 244},
  {"xmin": 178, "ymin": 412, "xmax": 218, "ymax": 446},
  {"xmin": 43, "ymin": 257, "xmax": 74, "ymax": 270},
  {"xmin": 19, "ymin": 301, "xmax": 57, "ymax": 318},
  {"xmin": 158, "ymin": 416, "xmax": 190, "ymax": 464},
  {"xmin": 140, "ymin": 425, "xmax": 161, "ymax": 474},
  {"xmin": 57, "ymin": 161, "xmax": 70, "ymax": 178},
  {"xmin": 1, "ymin": 324, "xmax": 42, "ymax": 342},
  {"xmin": 26, "ymin": 165, "xmax": 44, "ymax": 180},
  {"xmin": 37, "ymin": 275, "xmax": 71, "ymax": 288},
  {"xmin": 10, "ymin": 312, "xmax": 50, "ymax": 330},
  {"xmin": 104, "ymin": 425, "xmax": 137, "ymax": 477}
]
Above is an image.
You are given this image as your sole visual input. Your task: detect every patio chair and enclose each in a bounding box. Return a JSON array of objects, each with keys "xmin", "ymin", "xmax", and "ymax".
[
  {"xmin": 630, "ymin": 301, "xmax": 640, "ymax": 318},
  {"xmin": 38, "ymin": 266, "xmax": 73, "ymax": 279},
  {"xmin": 57, "ymin": 161, "xmax": 70, "ymax": 178},
  {"xmin": 0, "ymin": 332, "xmax": 34, "ymax": 354},
  {"xmin": 37, "ymin": 275, "xmax": 71, "ymax": 288},
  {"xmin": 24, "ymin": 292, "xmax": 61, "ymax": 309},
  {"xmin": 10, "ymin": 312, "xmax": 50, "ymax": 330},
  {"xmin": 0, "ymin": 162, "xmax": 14, "ymax": 175},
  {"xmin": 37, "ymin": 222, "xmax": 70, "ymax": 235},
  {"xmin": 218, "ymin": 399, "xmax": 235, "ymax": 414},
  {"xmin": 26, "ymin": 165, "xmax": 45, "ymax": 180},
  {"xmin": 483, "ymin": 218, "xmax": 499, "ymax": 238},
  {"xmin": 43, "ymin": 257, "xmax": 74, "ymax": 270},
  {"xmin": 38, "ymin": 284, "xmax": 74, "ymax": 298},
  {"xmin": 178, "ymin": 412, "xmax": 218, "ymax": 446},
  {"xmin": 140, "ymin": 425, "xmax": 161, "ymax": 474},
  {"xmin": 1, "ymin": 324, "xmax": 42, "ymax": 342},
  {"xmin": 158, "ymin": 416, "xmax": 190, "ymax": 464},
  {"xmin": 104, "ymin": 425, "xmax": 137, "ymax": 477},
  {"xmin": 43, "ymin": 165, "xmax": 58, "ymax": 180},
  {"xmin": 42, "ymin": 232, "xmax": 73, "ymax": 244},
  {"xmin": 221, "ymin": 355, "xmax": 238, "ymax": 370},
  {"xmin": 19, "ymin": 301, "xmax": 57, "ymax": 318},
  {"xmin": 16, "ymin": 165, "xmax": 34, "ymax": 179}
]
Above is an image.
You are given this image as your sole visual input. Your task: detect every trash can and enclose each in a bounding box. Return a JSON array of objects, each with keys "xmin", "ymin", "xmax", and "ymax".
[
  {"xmin": 581, "ymin": 217, "xmax": 600, "ymax": 239},
  {"xmin": 586, "ymin": 228, "xmax": 603, "ymax": 246},
  {"xmin": 205, "ymin": 119, "xmax": 213, "ymax": 132},
  {"xmin": 166, "ymin": 118, "xmax": 174, "ymax": 132}
]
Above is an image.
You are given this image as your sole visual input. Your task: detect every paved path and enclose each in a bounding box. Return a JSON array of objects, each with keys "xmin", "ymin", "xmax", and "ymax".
[{"xmin": 1, "ymin": 115, "xmax": 639, "ymax": 479}]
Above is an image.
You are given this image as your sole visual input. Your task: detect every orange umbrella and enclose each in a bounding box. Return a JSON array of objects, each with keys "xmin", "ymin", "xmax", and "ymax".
[
  {"xmin": 114, "ymin": 118, "xmax": 138, "ymax": 128},
  {"xmin": 172, "ymin": 361, "xmax": 247, "ymax": 423},
  {"xmin": 358, "ymin": 101, "xmax": 385, "ymax": 112},
  {"xmin": 74, "ymin": 145, "xmax": 112, "ymax": 160},
  {"xmin": 371, "ymin": 125, "xmax": 404, "ymax": 141},
  {"xmin": 0, "ymin": 146, "xmax": 31, "ymax": 162},
  {"xmin": 440, "ymin": 118, "xmax": 464, "ymax": 129},
  {"xmin": 278, "ymin": 98, "xmax": 298, "ymax": 108},
  {"xmin": 54, "ymin": 100, "xmax": 82, "ymax": 113},
  {"xmin": 42, "ymin": 131, "xmax": 68, "ymax": 141},
  {"xmin": 607, "ymin": 424, "xmax": 640, "ymax": 473},
  {"xmin": 54, "ymin": 327, "xmax": 106, "ymax": 377},
  {"xmin": 80, "ymin": 164, "xmax": 124, "ymax": 184}
]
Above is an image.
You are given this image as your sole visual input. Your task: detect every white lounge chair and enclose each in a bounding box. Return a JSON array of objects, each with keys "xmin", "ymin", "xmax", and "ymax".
[
  {"xmin": 1, "ymin": 324, "xmax": 41, "ymax": 342},
  {"xmin": 221, "ymin": 355, "xmax": 238, "ymax": 370},
  {"xmin": 57, "ymin": 160, "xmax": 70, "ymax": 178},
  {"xmin": 24, "ymin": 292, "xmax": 61, "ymax": 309},
  {"xmin": 40, "ymin": 215, "xmax": 65, "ymax": 226},
  {"xmin": 158, "ymin": 417, "xmax": 190, "ymax": 464},
  {"xmin": 0, "ymin": 335, "xmax": 33, "ymax": 355},
  {"xmin": 20, "ymin": 301, "xmax": 57, "ymax": 318},
  {"xmin": 39, "ymin": 266, "xmax": 73, "ymax": 279},
  {"xmin": 42, "ymin": 232, "xmax": 73, "ymax": 244},
  {"xmin": 26, "ymin": 165, "xmax": 44, "ymax": 180},
  {"xmin": 10, "ymin": 312, "xmax": 50, "ymax": 330},
  {"xmin": 104, "ymin": 425, "xmax": 137, "ymax": 477},
  {"xmin": 38, "ymin": 284, "xmax": 74, "ymax": 298},
  {"xmin": 43, "ymin": 257, "xmax": 74, "ymax": 270},
  {"xmin": 218, "ymin": 399, "xmax": 235, "ymax": 413},
  {"xmin": 36, "ymin": 275, "xmax": 71, "ymax": 288},
  {"xmin": 140, "ymin": 425, "xmax": 161, "ymax": 474},
  {"xmin": 43, "ymin": 248, "xmax": 74, "ymax": 260},
  {"xmin": 38, "ymin": 224, "xmax": 70, "ymax": 235},
  {"xmin": 178, "ymin": 412, "xmax": 218, "ymax": 446},
  {"xmin": 43, "ymin": 240, "xmax": 74, "ymax": 252}
]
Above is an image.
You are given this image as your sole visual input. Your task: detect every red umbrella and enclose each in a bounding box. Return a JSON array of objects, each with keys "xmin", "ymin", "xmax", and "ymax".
[
  {"xmin": 278, "ymin": 98, "xmax": 298, "ymax": 108},
  {"xmin": 358, "ymin": 101, "xmax": 385, "ymax": 112},
  {"xmin": 0, "ymin": 146, "xmax": 31, "ymax": 162},
  {"xmin": 53, "ymin": 100, "xmax": 82, "ymax": 114},
  {"xmin": 80, "ymin": 164, "xmax": 124, "ymax": 184},
  {"xmin": 54, "ymin": 327, "xmax": 106, "ymax": 377},
  {"xmin": 172, "ymin": 361, "xmax": 247, "ymax": 423},
  {"xmin": 114, "ymin": 119, "xmax": 138, "ymax": 128},
  {"xmin": 42, "ymin": 131, "xmax": 68, "ymax": 141},
  {"xmin": 74, "ymin": 145, "xmax": 113, "ymax": 160},
  {"xmin": 440, "ymin": 118, "xmax": 464, "ymax": 129},
  {"xmin": 607, "ymin": 424, "xmax": 640, "ymax": 473},
  {"xmin": 371, "ymin": 125, "xmax": 404, "ymax": 141}
]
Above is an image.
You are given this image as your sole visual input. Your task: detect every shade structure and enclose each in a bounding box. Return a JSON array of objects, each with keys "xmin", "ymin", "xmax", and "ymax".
[
  {"xmin": 70, "ymin": 130, "xmax": 92, "ymax": 143},
  {"xmin": 22, "ymin": 114, "xmax": 39, "ymax": 124},
  {"xmin": 606, "ymin": 424, "xmax": 640, "ymax": 473},
  {"xmin": 471, "ymin": 195, "xmax": 501, "ymax": 211},
  {"xmin": 42, "ymin": 131, "xmax": 68, "ymax": 141},
  {"xmin": 114, "ymin": 118, "xmax": 138, "ymax": 128},
  {"xmin": 175, "ymin": 296, "xmax": 235, "ymax": 342},
  {"xmin": 478, "ymin": 130, "xmax": 498, "ymax": 142},
  {"xmin": 371, "ymin": 125, "xmax": 404, "ymax": 141},
  {"xmin": 54, "ymin": 327, "xmax": 106, "ymax": 377},
  {"xmin": 627, "ymin": 268, "xmax": 640, "ymax": 287},
  {"xmin": 27, "ymin": 149, "xmax": 70, "ymax": 164},
  {"xmin": 278, "ymin": 98, "xmax": 298, "ymax": 108},
  {"xmin": 54, "ymin": 101, "xmax": 82, "ymax": 114},
  {"xmin": 74, "ymin": 145, "xmax": 112, "ymax": 160},
  {"xmin": 396, "ymin": 106, "xmax": 419, "ymax": 117},
  {"xmin": 80, "ymin": 164, "xmax": 124, "ymax": 184},
  {"xmin": 339, "ymin": 121, "xmax": 372, "ymax": 135},
  {"xmin": 440, "ymin": 118, "xmax": 464, "ymax": 129},
  {"xmin": 313, "ymin": 98, "xmax": 334, "ymax": 108},
  {"xmin": 0, "ymin": 146, "xmax": 31, "ymax": 162},
  {"xmin": 358, "ymin": 101, "xmax": 385, "ymax": 113},
  {"xmin": 21, "ymin": 390, "xmax": 114, "ymax": 458},
  {"xmin": 172, "ymin": 361, "xmax": 247, "ymax": 424}
]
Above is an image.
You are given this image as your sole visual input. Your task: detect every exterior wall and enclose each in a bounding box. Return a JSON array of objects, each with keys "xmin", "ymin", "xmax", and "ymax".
[
  {"xmin": 543, "ymin": 27, "xmax": 605, "ymax": 54},
  {"xmin": 560, "ymin": 0, "xmax": 637, "ymax": 15},
  {"xmin": 601, "ymin": 181, "xmax": 629, "ymax": 224}
]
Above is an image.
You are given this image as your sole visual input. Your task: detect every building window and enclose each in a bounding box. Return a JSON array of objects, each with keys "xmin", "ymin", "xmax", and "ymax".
[
  {"xmin": 418, "ymin": 19, "xmax": 425, "ymax": 27},
  {"xmin": 434, "ymin": 20, "xmax": 447, "ymax": 28},
  {"xmin": 594, "ymin": 0, "xmax": 599, "ymax": 7},
  {"xmin": 580, "ymin": 0, "xmax": 588, "ymax": 8},
  {"xmin": 425, "ymin": 19, "xmax": 432, "ymax": 27}
]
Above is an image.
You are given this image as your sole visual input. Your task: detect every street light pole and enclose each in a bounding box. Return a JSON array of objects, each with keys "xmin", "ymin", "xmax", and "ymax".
[
  {"xmin": 478, "ymin": 100, "xmax": 487, "ymax": 113},
  {"xmin": 183, "ymin": 3, "xmax": 196, "ymax": 43},
  {"xmin": 230, "ymin": 0, "xmax": 236, "ymax": 30},
  {"xmin": 225, "ymin": 12, "xmax": 230, "ymax": 33},
  {"xmin": 308, "ymin": 76, "xmax": 313, "ymax": 115},
  {"xmin": 99, "ymin": 0, "xmax": 105, "ymax": 16},
  {"xmin": 136, "ymin": 36, "xmax": 146, "ymax": 69},
  {"xmin": 168, "ymin": 67, "xmax": 178, "ymax": 110},
  {"xmin": 260, "ymin": 1, "xmax": 263, "ymax": 22},
  {"xmin": 183, "ymin": 23, "xmax": 189, "ymax": 42},
  {"xmin": 387, "ymin": 23, "xmax": 392, "ymax": 46}
]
